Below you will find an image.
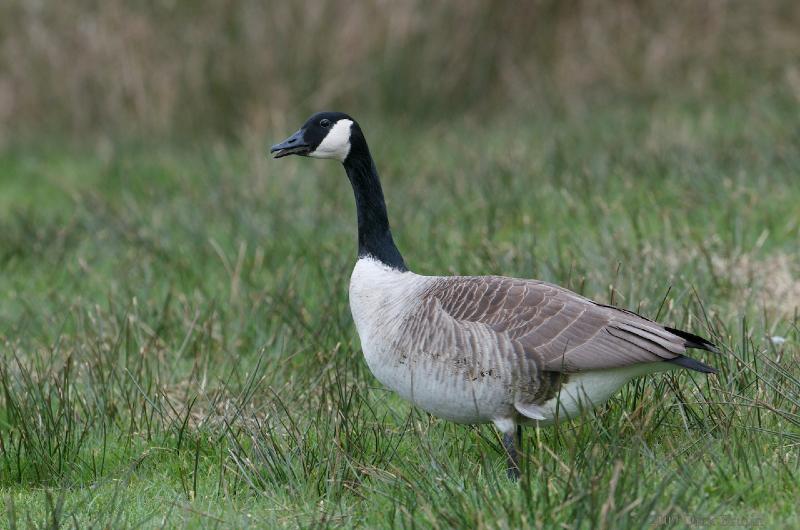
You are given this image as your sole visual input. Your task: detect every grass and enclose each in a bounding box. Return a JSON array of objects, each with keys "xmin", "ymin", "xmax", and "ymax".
[{"xmin": 1, "ymin": 96, "xmax": 799, "ymax": 528}]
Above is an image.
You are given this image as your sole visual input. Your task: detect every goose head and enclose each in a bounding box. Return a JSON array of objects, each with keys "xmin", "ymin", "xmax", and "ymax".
[{"xmin": 271, "ymin": 112, "xmax": 356, "ymax": 162}]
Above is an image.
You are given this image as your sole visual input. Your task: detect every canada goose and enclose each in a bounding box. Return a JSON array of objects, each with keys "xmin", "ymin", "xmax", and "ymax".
[{"xmin": 270, "ymin": 112, "xmax": 719, "ymax": 479}]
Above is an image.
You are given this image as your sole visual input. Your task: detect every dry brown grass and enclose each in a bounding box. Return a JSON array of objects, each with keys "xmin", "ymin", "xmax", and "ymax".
[
  {"xmin": 1, "ymin": 0, "xmax": 799, "ymax": 140},
  {"xmin": 655, "ymin": 241, "xmax": 800, "ymax": 319},
  {"xmin": 709, "ymin": 252, "xmax": 800, "ymax": 317}
]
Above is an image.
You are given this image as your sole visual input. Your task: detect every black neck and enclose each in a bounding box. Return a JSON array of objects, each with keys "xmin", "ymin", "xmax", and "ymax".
[{"xmin": 343, "ymin": 144, "xmax": 407, "ymax": 271}]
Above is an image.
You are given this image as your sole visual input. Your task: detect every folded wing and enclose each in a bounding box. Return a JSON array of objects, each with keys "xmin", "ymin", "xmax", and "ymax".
[{"xmin": 425, "ymin": 275, "xmax": 717, "ymax": 373}]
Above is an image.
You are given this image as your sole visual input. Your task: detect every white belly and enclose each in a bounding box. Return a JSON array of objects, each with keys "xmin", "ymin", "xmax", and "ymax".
[
  {"xmin": 532, "ymin": 363, "xmax": 669, "ymax": 425},
  {"xmin": 362, "ymin": 345, "xmax": 666, "ymax": 425},
  {"xmin": 362, "ymin": 342, "xmax": 512, "ymax": 423}
]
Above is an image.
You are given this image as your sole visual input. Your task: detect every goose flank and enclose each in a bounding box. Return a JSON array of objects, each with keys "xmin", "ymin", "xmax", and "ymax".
[{"xmin": 270, "ymin": 112, "xmax": 720, "ymax": 479}]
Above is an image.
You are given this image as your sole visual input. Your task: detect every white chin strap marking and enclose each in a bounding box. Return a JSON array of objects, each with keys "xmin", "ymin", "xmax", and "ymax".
[{"xmin": 309, "ymin": 119, "xmax": 353, "ymax": 162}]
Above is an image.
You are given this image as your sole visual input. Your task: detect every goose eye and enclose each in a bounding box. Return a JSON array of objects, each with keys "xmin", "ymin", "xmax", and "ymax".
[{"xmin": 320, "ymin": 119, "xmax": 331, "ymax": 128}]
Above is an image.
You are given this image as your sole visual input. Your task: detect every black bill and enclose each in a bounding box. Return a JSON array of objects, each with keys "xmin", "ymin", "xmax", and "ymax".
[{"xmin": 270, "ymin": 129, "xmax": 310, "ymax": 158}]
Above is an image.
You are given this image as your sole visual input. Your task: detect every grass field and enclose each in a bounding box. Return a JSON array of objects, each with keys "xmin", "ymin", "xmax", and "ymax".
[{"xmin": 1, "ymin": 97, "xmax": 799, "ymax": 528}]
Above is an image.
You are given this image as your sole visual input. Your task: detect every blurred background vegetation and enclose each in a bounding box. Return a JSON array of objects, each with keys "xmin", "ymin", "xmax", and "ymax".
[{"xmin": 1, "ymin": 0, "xmax": 799, "ymax": 142}]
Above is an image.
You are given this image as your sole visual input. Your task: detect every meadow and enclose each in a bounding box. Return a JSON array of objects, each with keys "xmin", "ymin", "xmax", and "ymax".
[{"xmin": 1, "ymin": 91, "xmax": 798, "ymax": 528}]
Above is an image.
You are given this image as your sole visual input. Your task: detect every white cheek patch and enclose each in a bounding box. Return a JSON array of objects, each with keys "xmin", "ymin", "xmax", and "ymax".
[{"xmin": 309, "ymin": 119, "xmax": 353, "ymax": 162}]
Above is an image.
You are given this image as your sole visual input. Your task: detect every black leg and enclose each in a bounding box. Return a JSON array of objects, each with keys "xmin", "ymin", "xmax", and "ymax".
[{"xmin": 503, "ymin": 432, "xmax": 520, "ymax": 480}]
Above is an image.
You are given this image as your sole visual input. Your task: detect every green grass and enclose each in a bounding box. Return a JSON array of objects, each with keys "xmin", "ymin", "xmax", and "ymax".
[{"xmin": 1, "ymin": 98, "xmax": 799, "ymax": 528}]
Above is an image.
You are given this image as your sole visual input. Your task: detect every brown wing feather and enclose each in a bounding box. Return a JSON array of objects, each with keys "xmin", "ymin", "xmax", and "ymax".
[{"xmin": 425, "ymin": 275, "xmax": 692, "ymax": 373}]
